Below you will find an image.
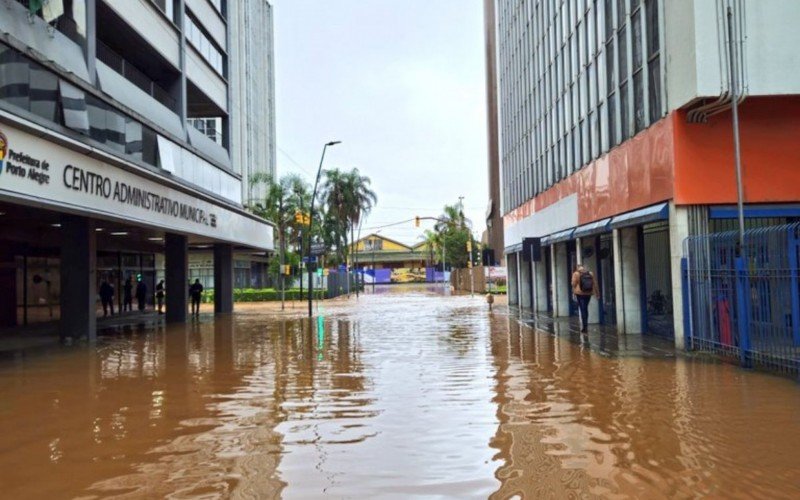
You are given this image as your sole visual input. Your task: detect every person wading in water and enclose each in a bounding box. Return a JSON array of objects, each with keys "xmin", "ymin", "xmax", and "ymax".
[{"xmin": 571, "ymin": 264, "xmax": 599, "ymax": 333}]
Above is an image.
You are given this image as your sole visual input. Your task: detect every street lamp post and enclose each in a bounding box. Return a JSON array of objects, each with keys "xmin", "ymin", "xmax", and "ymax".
[{"xmin": 307, "ymin": 141, "xmax": 341, "ymax": 318}]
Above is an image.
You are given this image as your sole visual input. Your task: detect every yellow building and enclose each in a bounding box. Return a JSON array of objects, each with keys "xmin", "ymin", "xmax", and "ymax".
[{"xmin": 351, "ymin": 234, "xmax": 426, "ymax": 270}]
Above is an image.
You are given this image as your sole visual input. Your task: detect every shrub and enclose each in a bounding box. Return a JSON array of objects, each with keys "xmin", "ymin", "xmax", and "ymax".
[{"xmin": 201, "ymin": 288, "xmax": 326, "ymax": 303}]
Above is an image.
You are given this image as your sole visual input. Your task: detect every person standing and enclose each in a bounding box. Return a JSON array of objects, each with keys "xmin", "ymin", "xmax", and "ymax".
[
  {"xmin": 571, "ymin": 264, "xmax": 599, "ymax": 333},
  {"xmin": 156, "ymin": 279, "xmax": 165, "ymax": 314},
  {"xmin": 99, "ymin": 276, "xmax": 115, "ymax": 317},
  {"xmin": 122, "ymin": 276, "xmax": 133, "ymax": 312},
  {"xmin": 136, "ymin": 278, "xmax": 147, "ymax": 312},
  {"xmin": 189, "ymin": 279, "xmax": 204, "ymax": 317}
]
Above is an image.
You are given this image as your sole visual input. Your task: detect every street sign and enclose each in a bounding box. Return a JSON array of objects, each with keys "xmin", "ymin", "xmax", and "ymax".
[
  {"xmin": 338, "ymin": 264, "xmax": 347, "ymax": 272},
  {"xmin": 310, "ymin": 243, "xmax": 326, "ymax": 256},
  {"xmin": 302, "ymin": 256, "xmax": 318, "ymax": 264}
]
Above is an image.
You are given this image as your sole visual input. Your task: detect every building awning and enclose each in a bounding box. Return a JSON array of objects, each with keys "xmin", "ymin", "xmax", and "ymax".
[
  {"xmin": 610, "ymin": 202, "xmax": 669, "ymax": 229},
  {"xmin": 504, "ymin": 243, "xmax": 523, "ymax": 254},
  {"xmin": 709, "ymin": 204, "xmax": 800, "ymax": 219},
  {"xmin": 542, "ymin": 228, "xmax": 575, "ymax": 245},
  {"xmin": 573, "ymin": 218, "xmax": 611, "ymax": 238}
]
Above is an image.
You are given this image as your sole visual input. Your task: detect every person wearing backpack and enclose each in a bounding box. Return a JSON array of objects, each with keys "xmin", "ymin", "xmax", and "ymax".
[{"xmin": 571, "ymin": 264, "xmax": 600, "ymax": 333}]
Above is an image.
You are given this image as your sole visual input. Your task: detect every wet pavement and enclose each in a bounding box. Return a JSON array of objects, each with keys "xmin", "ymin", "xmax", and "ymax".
[{"xmin": 1, "ymin": 285, "xmax": 799, "ymax": 498}]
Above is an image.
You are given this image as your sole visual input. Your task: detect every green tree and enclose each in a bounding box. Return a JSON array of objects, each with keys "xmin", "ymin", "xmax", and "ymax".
[
  {"xmin": 247, "ymin": 173, "xmax": 314, "ymax": 305},
  {"xmin": 321, "ymin": 168, "xmax": 378, "ymax": 266},
  {"xmin": 432, "ymin": 203, "xmax": 473, "ymax": 269},
  {"xmin": 345, "ymin": 168, "xmax": 377, "ymax": 277}
]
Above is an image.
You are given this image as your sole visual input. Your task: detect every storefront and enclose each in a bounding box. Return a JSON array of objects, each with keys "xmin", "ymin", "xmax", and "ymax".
[{"xmin": 0, "ymin": 119, "xmax": 272, "ymax": 336}]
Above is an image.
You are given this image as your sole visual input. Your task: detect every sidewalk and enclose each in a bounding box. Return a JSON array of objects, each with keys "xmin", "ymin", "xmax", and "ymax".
[
  {"xmin": 510, "ymin": 307, "xmax": 677, "ymax": 358},
  {"xmin": 0, "ymin": 310, "xmax": 167, "ymax": 359}
]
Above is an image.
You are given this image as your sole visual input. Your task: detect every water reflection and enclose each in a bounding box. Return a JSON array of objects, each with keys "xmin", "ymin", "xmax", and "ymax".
[
  {"xmin": 0, "ymin": 288, "xmax": 799, "ymax": 498},
  {"xmin": 489, "ymin": 314, "xmax": 800, "ymax": 498}
]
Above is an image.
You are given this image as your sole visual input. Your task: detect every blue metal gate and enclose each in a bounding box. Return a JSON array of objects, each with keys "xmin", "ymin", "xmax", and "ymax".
[{"xmin": 683, "ymin": 223, "xmax": 800, "ymax": 376}]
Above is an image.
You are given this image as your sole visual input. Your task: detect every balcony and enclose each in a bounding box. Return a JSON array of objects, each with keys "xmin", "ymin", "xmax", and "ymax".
[{"xmin": 96, "ymin": 41, "xmax": 176, "ymax": 111}]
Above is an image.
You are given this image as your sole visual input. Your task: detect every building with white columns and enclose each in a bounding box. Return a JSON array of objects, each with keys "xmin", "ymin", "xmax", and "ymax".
[
  {"xmin": 0, "ymin": 0, "xmax": 275, "ymax": 338},
  {"xmin": 491, "ymin": 0, "xmax": 800, "ymax": 348}
]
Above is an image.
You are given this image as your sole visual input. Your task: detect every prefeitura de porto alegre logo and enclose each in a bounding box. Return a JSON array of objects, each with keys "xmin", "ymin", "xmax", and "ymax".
[{"xmin": 0, "ymin": 129, "xmax": 7, "ymax": 175}]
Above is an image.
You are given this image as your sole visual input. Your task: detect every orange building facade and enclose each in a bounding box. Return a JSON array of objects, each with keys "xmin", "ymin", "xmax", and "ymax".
[{"xmin": 493, "ymin": 0, "xmax": 800, "ymax": 348}]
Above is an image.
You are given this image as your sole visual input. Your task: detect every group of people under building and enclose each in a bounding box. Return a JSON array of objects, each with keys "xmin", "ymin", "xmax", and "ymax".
[{"xmin": 98, "ymin": 276, "xmax": 205, "ymax": 318}]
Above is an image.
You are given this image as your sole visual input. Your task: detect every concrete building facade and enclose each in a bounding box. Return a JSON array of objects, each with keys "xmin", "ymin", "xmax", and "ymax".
[
  {"xmin": 0, "ymin": 0, "xmax": 274, "ymax": 338},
  {"xmin": 492, "ymin": 0, "xmax": 800, "ymax": 348}
]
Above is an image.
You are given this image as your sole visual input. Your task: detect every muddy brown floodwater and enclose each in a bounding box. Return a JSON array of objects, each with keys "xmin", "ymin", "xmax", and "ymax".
[{"xmin": 1, "ymin": 285, "xmax": 799, "ymax": 498}]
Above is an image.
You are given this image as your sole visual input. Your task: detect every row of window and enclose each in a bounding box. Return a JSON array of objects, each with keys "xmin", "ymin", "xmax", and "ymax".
[
  {"xmin": 185, "ymin": 15, "xmax": 225, "ymax": 76},
  {"xmin": 0, "ymin": 43, "xmax": 159, "ymax": 165},
  {"xmin": 497, "ymin": 0, "xmax": 664, "ymax": 213}
]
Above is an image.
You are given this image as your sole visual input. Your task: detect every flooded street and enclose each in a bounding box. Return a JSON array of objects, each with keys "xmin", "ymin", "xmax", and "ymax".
[{"xmin": 1, "ymin": 286, "xmax": 800, "ymax": 498}]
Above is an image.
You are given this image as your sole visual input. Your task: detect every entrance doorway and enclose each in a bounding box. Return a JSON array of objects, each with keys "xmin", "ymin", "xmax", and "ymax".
[{"xmin": 598, "ymin": 233, "xmax": 616, "ymax": 325}]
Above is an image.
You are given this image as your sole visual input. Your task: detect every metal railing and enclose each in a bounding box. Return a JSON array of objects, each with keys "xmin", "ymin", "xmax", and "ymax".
[
  {"xmin": 683, "ymin": 223, "xmax": 800, "ymax": 376},
  {"xmin": 96, "ymin": 40, "xmax": 177, "ymax": 111}
]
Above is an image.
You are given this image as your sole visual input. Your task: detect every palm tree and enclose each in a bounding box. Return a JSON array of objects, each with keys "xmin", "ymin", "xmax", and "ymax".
[
  {"xmin": 433, "ymin": 202, "xmax": 473, "ymax": 269},
  {"xmin": 248, "ymin": 173, "xmax": 312, "ymax": 308},
  {"xmin": 435, "ymin": 203, "xmax": 471, "ymax": 233},
  {"xmin": 345, "ymin": 168, "xmax": 377, "ymax": 294},
  {"xmin": 320, "ymin": 168, "xmax": 351, "ymax": 264},
  {"xmin": 421, "ymin": 229, "xmax": 441, "ymax": 267}
]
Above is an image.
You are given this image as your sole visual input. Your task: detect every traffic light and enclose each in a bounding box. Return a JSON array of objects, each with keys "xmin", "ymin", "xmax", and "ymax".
[
  {"xmin": 283, "ymin": 264, "xmax": 291, "ymax": 275},
  {"xmin": 294, "ymin": 212, "xmax": 311, "ymax": 226},
  {"xmin": 466, "ymin": 239, "xmax": 473, "ymax": 252},
  {"xmin": 414, "ymin": 216, "xmax": 420, "ymax": 227}
]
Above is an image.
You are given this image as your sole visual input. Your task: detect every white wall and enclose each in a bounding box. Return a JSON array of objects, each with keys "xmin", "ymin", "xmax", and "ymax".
[
  {"xmin": 666, "ymin": 0, "xmax": 800, "ymax": 111},
  {"xmin": 186, "ymin": 48, "xmax": 228, "ymax": 112},
  {"xmin": 104, "ymin": 0, "xmax": 180, "ymax": 69},
  {"xmin": 503, "ymin": 194, "xmax": 579, "ymax": 250},
  {"xmin": 229, "ymin": 0, "xmax": 276, "ymax": 205}
]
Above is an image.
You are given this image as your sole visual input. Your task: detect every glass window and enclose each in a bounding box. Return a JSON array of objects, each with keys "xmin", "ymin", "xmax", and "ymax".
[
  {"xmin": 142, "ymin": 126, "xmax": 158, "ymax": 166},
  {"xmin": 87, "ymin": 95, "xmax": 108, "ymax": 144},
  {"xmin": 618, "ymin": 25, "xmax": 628, "ymax": 83},
  {"xmin": 29, "ymin": 64, "xmax": 59, "ymax": 123},
  {"xmin": 126, "ymin": 118, "xmax": 143, "ymax": 159},
  {"xmin": 633, "ymin": 70, "xmax": 644, "ymax": 132},
  {"xmin": 0, "ymin": 44, "xmax": 29, "ymax": 110},
  {"xmin": 632, "ymin": 8, "xmax": 643, "ymax": 71},
  {"xmin": 646, "ymin": 0, "xmax": 659, "ymax": 57},
  {"xmin": 604, "ymin": 0, "xmax": 614, "ymax": 41},
  {"xmin": 59, "ymin": 80, "xmax": 90, "ymax": 135},
  {"xmin": 608, "ymin": 92, "xmax": 617, "ymax": 146},
  {"xmin": 648, "ymin": 56, "xmax": 662, "ymax": 122},
  {"xmin": 185, "ymin": 15, "xmax": 225, "ymax": 76},
  {"xmin": 605, "ymin": 40, "xmax": 615, "ymax": 90},
  {"xmin": 620, "ymin": 81, "xmax": 629, "ymax": 140}
]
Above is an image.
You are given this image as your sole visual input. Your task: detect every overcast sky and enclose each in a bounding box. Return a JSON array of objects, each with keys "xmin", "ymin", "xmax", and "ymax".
[{"xmin": 272, "ymin": 0, "xmax": 488, "ymax": 245}]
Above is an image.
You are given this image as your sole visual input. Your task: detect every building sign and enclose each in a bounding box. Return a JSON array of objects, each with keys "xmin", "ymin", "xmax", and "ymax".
[
  {"xmin": 0, "ymin": 130, "xmax": 6, "ymax": 174},
  {"xmin": 0, "ymin": 125, "xmax": 271, "ymax": 249},
  {"xmin": 62, "ymin": 165, "xmax": 216, "ymax": 227}
]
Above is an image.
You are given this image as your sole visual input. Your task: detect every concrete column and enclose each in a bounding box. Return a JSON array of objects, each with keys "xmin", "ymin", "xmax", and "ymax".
[
  {"xmin": 214, "ymin": 243, "xmax": 234, "ymax": 314},
  {"xmin": 60, "ymin": 215, "xmax": 96, "ymax": 340},
  {"xmin": 553, "ymin": 243, "xmax": 570, "ymax": 317},
  {"xmin": 165, "ymin": 233, "xmax": 188, "ymax": 323},
  {"xmin": 519, "ymin": 256, "xmax": 532, "ymax": 309},
  {"xmin": 614, "ymin": 227, "xmax": 643, "ymax": 334},
  {"xmin": 669, "ymin": 202, "xmax": 690, "ymax": 349},
  {"xmin": 507, "ymin": 252, "xmax": 519, "ymax": 306},
  {"xmin": 533, "ymin": 259, "xmax": 549, "ymax": 312},
  {"xmin": 580, "ymin": 237, "xmax": 601, "ymax": 324}
]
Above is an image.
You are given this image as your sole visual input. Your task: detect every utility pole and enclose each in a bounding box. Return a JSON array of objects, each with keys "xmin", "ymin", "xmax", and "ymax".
[{"xmin": 307, "ymin": 141, "xmax": 340, "ymax": 318}]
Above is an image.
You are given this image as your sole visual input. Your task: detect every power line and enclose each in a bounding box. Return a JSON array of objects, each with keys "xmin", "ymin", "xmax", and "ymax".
[{"xmin": 277, "ymin": 146, "xmax": 314, "ymax": 177}]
